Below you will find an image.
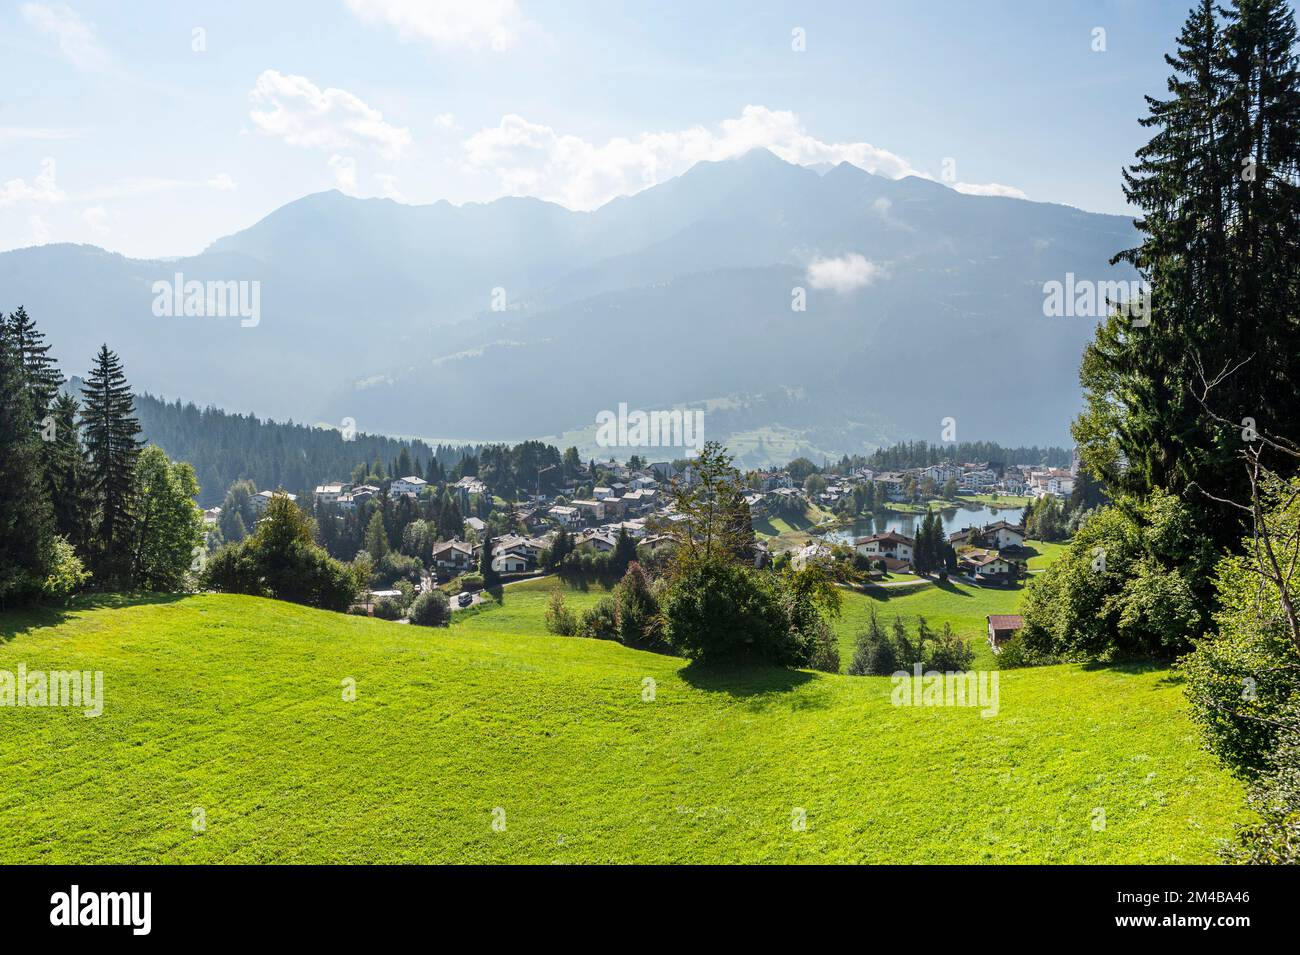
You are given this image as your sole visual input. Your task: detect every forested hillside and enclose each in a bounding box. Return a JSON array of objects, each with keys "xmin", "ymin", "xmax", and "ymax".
[{"xmin": 126, "ymin": 386, "xmax": 478, "ymax": 506}]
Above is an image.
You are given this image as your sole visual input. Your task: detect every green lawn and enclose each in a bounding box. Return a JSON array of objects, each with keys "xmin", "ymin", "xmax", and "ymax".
[{"xmin": 0, "ymin": 590, "xmax": 1245, "ymax": 863}]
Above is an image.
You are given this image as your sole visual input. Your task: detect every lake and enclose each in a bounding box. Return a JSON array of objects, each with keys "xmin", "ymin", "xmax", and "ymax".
[{"xmin": 820, "ymin": 502, "xmax": 1026, "ymax": 544}]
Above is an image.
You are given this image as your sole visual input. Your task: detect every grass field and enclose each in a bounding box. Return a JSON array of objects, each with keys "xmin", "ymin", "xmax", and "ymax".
[{"xmin": 0, "ymin": 588, "xmax": 1246, "ymax": 863}]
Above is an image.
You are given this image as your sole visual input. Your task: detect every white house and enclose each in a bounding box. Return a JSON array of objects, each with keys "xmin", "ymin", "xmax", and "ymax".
[
  {"xmin": 391, "ymin": 475, "xmax": 428, "ymax": 496},
  {"xmin": 854, "ymin": 531, "xmax": 914, "ymax": 563},
  {"xmin": 983, "ymin": 521, "xmax": 1026, "ymax": 549},
  {"xmin": 251, "ymin": 489, "xmax": 296, "ymax": 515},
  {"xmin": 314, "ymin": 482, "xmax": 349, "ymax": 505},
  {"xmin": 549, "ymin": 505, "xmax": 581, "ymax": 528},
  {"xmin": 491, "ymin": 552, "xmax": 528, "ymax": 574}
]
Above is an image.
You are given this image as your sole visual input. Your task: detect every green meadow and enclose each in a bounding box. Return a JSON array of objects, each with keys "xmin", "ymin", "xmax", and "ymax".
[{"xmin": 0, "ymin": 581, "xmax": 1246, "ymax": 864}]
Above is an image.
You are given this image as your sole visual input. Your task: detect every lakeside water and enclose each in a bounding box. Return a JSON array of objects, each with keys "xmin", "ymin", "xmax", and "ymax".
[{"xmin": 820, "ymin": 502, "xmax": 1026, "ymax": 544}]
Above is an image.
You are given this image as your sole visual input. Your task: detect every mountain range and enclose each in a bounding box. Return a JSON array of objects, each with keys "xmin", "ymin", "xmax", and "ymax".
[{"xmin": 0, "ymin": 148, "xmax": 1139, "ymax": 466}]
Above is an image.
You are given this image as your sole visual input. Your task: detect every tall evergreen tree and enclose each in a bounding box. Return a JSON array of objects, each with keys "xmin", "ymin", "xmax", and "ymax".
[
  {"xmin": 0, "ymin": 326, "xmax": 55, "ymax": 606},
  {"xmin": 80, "ymin": 344, "xmax": 142, "ymax": 580},
  {"xmin": 5, "ymin": 306, "xmax": 63, "ymax": 420},
  {"xmin": 46, "ymin": 391, "xmax": 92, "ymax": 551},
  {"xmin": 1077, "ymin": 0, "xmax": 1300, "ymax": 555}
]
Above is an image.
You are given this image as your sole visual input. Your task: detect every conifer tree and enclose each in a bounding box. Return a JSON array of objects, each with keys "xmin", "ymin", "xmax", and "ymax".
[
  {"xmin": 80, "ymin": 344, "xmax": 141, "ymax": 581},
  {"xmin": 0, "ymin": 326, "xmax": 55, "ymax": 605}
]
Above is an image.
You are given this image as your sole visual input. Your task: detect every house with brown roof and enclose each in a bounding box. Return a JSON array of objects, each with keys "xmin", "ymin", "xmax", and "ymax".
[{"xmin": 987, "ymin": 614, "xmax": 1025, "ymax": 649}]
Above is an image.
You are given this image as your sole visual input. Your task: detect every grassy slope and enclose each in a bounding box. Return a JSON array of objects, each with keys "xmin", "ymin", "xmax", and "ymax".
[{"xmin": 0, "ymin": 589, "xmax": 1244, "ymax": 864}]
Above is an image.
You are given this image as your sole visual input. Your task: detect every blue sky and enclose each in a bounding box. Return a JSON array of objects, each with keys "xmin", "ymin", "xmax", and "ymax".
[{"xmin": 1, "ymin": 1, "xmax": 1214, "ymax": 258}]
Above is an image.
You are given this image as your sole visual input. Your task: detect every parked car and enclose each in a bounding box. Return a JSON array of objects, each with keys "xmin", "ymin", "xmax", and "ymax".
[{"xmin": 457, "ymin": 592, "xmax": 473, "ymax": 608}]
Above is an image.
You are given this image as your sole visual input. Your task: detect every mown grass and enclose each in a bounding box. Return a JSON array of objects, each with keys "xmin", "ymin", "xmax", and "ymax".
[{"xmin": 0, "ymin": 590, "xmax": 1245, "ymax": 863}]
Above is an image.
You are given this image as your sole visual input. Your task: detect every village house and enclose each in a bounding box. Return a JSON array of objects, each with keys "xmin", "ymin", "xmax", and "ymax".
[
  {"xmin": 983, "ymin": 520, "xmax": 1027, "ymax": 549},
  {"xmin": 391, "ymin": 475, "xmax": 428, "ymax": 496},
  {"xmin": 313, "ymin": 482, "xmax": 350, "ymax": 505},
  {"xmin": 430, "ymin": 540, "xmax": 475, "ymax": 577},
  {"xmin": 855, "ymin": 531, "xmax": 914, "ymax": 563},
  {"xmin": 960, "ymin": 550, "xmax": 1017, "ymax": 583},
  {"xmin": 592, "ymin": 486, "xmax": 616, "ymax": 501},
  {"xmin": 250, "ymin": 489, "xmax": 296, "ymax": 515},
  {"xmin": 491, "ymin": 552, "xmax": 528, "ymax": 574},
  {"xmin": 548, "ymin": 505, "xmax": 581, "ymax": 529},
  {"xmin": 571, "ymin": 499, "xmax": 606, "ymax": 523},
  {"xmin": 464, "ymin": 516, "xmax": 486, "ymax": 535}
]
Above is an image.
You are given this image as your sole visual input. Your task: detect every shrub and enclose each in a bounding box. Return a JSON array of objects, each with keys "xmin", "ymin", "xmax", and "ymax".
[
  {"xmin": 924, "ymin": 622, "xmax": 975, "ymax": 672},
  {"xmin": 848, "ymin": 609, "xmax": 899, "ymax": 676},
  {"xmin": 994, "ymin": 631, "xmax": 1034, "ymax": 669},
  {"xmin": 40, "ymin": 536, "xmax": 90, "ymax": 604},
  {"xmin": 662, "ymin": 557, "xmax": 794, "ymax": 665},
  {"xmin": 459, "ymin": 573, "xmax": 484, "ymax": 592},
  {"xmin": 579, "ymin": 597, "xmax": 620, "ymax": 641},
  {"xmin": 372, "ymin": 598, "xmax": 402, "ymax": 620},
  {"xmin": 200, "ymin": 496, "xmax": 357, "ymax": 612},
  {"xmin": 409, "ymin": 589, "xmax": 450, "ymax": 627},
  {"xmin": 544, "ymin": 589, "xmax": 578, "ymax": 636},
  {"xmin": 612, "ymin": 562, "xmax": 665, "ymax": 651},
  {"xmin": 1221, "ymin": 706, "xmax": 1300, "ymax": 863},
  {"xmin": 803, "ymin": 616, "xmax": 841, "ymax": 673}
]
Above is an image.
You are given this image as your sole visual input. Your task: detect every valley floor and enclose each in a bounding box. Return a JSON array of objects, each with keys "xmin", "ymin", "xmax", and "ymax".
[{"xmin": 0, "ymin": 586, "xmax": 1247, "ymax": 864}]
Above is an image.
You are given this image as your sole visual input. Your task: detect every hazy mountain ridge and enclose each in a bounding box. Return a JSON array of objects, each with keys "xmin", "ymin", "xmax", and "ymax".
[{"xmin": 0, "ymin": 149, "xmax": 1139, "ymax": 458}]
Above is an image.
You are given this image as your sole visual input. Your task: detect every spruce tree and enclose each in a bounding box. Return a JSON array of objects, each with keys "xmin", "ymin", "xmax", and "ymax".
[
  {"xmin": 1078, "ymin": 0, "xmax": 1300, "ymax": 554},
  {"xmin": 80, "ymin": 344, "xmax": 142, "ymax": 580},
  {"xmin": 0, "ymin": 327, "xmax": 55, "ymax": 605}
]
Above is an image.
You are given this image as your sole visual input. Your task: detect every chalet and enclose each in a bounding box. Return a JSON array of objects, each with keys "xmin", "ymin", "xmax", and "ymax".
[
  {"xmin": 494, "ymin": 535, "xmax": 545, "ymax": 567},
  {"xmin": 854, "ymin": 531, "xmax": 914, "ymax": 563},
  {"xmin": 580, "ymin": 530, "xmax": 618, "ymax": 553},
  {"xmin": 592, "ymin": 486, "xmax": 616, "ymax": 501},
  {"xmin": 744, "ymin": 492, "xmax": 768, "ymax": 519},
  {"xmin": 391, "ymin": 475, "xmax": 428, "ymax": 496},
  {"xmin": 961, "ymin": 550, "xmax": 1016, "ymax": 582},
  {"xmin": 987, "ymin": 614, "xmax": 1025, "ymax": 650},
  {"xmin": 202, "ymin": 506, "xmax": 221, "ymax": 525},
  {"xmin": 430, "ymin": 540, "xmax": 475, "ymax": 576},
  {"xmin": 983, "ymin": 520, "xmax": 1026, "ymax": 549}
]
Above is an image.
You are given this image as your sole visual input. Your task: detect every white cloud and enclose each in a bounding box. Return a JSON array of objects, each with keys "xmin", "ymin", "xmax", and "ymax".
[
  {"xmin": 346, "ymin": 0, "xmax": 523, "ymax": 51},
  {"xmin": 953, "ymin": 181, "xmax": 1028, "ymax": 199},
  {"xmin": 28, "ymin": 214, "xmax": 52, "ymax": 246},
  {"xmin": 249, "ymin": 70, "xmax": 411, "ymax": 159},
  {"xmin": 21, "ymin": 2, "xmax": 109, "ymax": 71},
  {"xmin": 462, "ymin": 105, "xmax": 1024, "ymax": 210},
  {"xmin": 806, "ymin": 254, "xmax": 884, "ymax": 294},
  {"xmin": 375, "ymin": 173, "xmax": 405, "ymax": 201},
  {"xmin": 207, "ymin": 173, "xmax": 238, "ymax": 191},
  {"xmin": 82, "ymin": 205, "xmax": 109, "ymax": 235},
  {"xmin": 329, "ymin": 155, "xmax": 358, "ymax": 193},
  {"xmin": 0, "ymin": 157, "xmax": 65, "ymax": 207},
  {"xmin": 434, "ymin": 112, "xmax": 458, "ymax": 129}
]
